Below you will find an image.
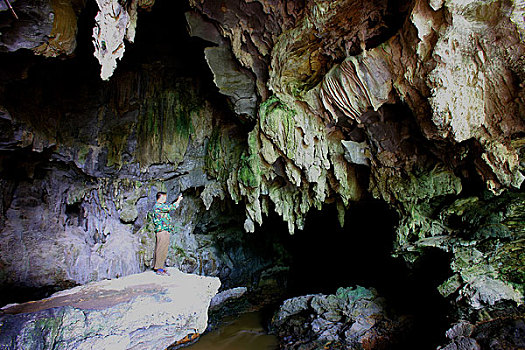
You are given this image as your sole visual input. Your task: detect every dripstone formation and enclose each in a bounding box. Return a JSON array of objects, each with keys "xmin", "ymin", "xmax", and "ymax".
[{"xmin": 0, "ymin": 0, "xmax": 523, "ymax": 349}]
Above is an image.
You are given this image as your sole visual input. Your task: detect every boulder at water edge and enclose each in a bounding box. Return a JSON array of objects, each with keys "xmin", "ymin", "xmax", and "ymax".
[{"xmin": 0, "ymin": 268, "xmax": 221, "ymax": 350}]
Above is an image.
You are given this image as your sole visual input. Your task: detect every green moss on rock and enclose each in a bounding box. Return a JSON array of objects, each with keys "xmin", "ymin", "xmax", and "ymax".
[
  {"xmin": 136, "ymin": 85, "xmax": 202, "ymax": 169},
  {"xmin": 237, "ymin": 134, "xmax": 262, "ymax": 189},
  {"xmin": 205, "ymin": 127, "xmax": 244, "ymax": 182}
]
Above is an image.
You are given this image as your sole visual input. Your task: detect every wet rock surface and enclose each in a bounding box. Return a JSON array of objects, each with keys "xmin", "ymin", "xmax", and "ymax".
[
  {"xmin": 438, "ymin": 314, "xmax": 525, "ymax": 350},
  {"xmin": 271, "ymin": 286, "xmax": 409, "ymax": 350},
  {"xmin": 0, "ymin": 268, "xmax": 220, "ymax": 350}
]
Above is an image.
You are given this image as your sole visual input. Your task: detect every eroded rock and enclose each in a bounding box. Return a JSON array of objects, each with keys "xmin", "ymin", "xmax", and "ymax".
[
  {"xmin": 204, "ymin": 46, "xmax": 257, "ymax": 120},
  {"xmin": 33, "ymin": 0, "xmax": 84, "ymax": 57},
  {"xmin": 0, "ymin": 50, "xmax": 288, "ymax": 299},
  {"xmin": 92, "ymin": 0, "xmax": 154, "ymax": 80},
  {"xmin": 0, "ymin": 0, "xmax": 54, "ymax": 52},
  {"xmin": 438, "ymin": 316, "xmax": 525, "ymax": 350},
  {"xmin": 0, "ymin": 0, "xmax": 524, "ymax": 345},
  {"xmin": 271, "ymin": 286, "xmax": 409, "ymax": 349},
  {"xmin": 0, "ymin": 268, "xmax": 221, "ymax": 350},
  {"xmin": 186, "ymin": 10, "xmax": 258, "ymax": 120}
]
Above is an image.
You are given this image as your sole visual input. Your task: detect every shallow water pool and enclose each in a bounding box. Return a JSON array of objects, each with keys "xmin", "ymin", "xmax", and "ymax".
[{"xmin": 187, "ymin": 311, "xmax": 278, "ymax": 350}]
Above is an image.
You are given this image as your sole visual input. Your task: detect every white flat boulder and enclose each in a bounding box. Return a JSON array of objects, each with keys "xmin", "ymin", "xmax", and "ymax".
[{"xmin": 0, "ymin": 268, "xmax": 221, "ymax": 350}]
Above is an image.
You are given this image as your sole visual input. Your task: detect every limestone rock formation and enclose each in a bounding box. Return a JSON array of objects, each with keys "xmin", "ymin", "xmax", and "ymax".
[
  {"xmin": 437, "ymin": 316, "xmax": 525, "ymax": 350},
  {"xmin": 0, "ymin": 69, "xmax": 287, "ymax": 299},
  {"xmin": 184, "ymin": 0, "xmax": 525, "ymax": 342},
  {"xmin": 0, "ymin": 0, "xmax": 524, "ymax": 346},
  {"xmin": 92, "ymin": 0, "xmax": 155, "ymax": 79},
  {"xmin": 199, "ymin": 0, "xmax": 524, "ymax": 234},
  {"xmin": 0, "ymin": 0, "xmax": 54, "ymax": 52},
  {"xmin": 271, "ymin": 286, "xmax": 409, "ymax": 349},
  {"xmin": 0, "ymin": 5, "xmax": 290, "ymax": 302},
  {"xmin": 0, "ymin": 268, "xmax": 220, "ymax": 350},
  {"xmin": 186, "ymin": 10, "xmax": 258, "ymax": 121},
  {"xmin": 32, "ymin": 0, "xmax": 84, "ymax": 57},
  {"xmin": 0, "ymin": 0, "xmax": 84, "ymax": 57},
  {"xmin": 187, "ymin": 0, "xmax": 525, "ymax": 314},
  {"xmin": 92, "ymin": 0, "xmax": 132, "ymax": 80}
]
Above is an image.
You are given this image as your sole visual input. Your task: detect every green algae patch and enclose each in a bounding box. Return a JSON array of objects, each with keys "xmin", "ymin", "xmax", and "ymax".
[
  {"xmin": 205, "ymin": 127, "xmax": 245, "ymax": 182},
  {"xmin": 237, "ymin": 151, "xmax": 262, "ymax": 188},
  {"xmin": 259, "ymin": 96, "xmax": 298, "ymax": 160},
  {"xmin": 490, "ymin": 239, "xmax": 525, "ymax": 294},
  {"xmin": 219, "ymin": 94, "xmax": 363, "ymax": 234},
  {"xmin": 136, "ymin": 87, "xmax": 201, "ymax": 169},
  {"xmin": 336, "ymin": 286, "xmax": 374, "ymax": 301},
  {"xmin": 76, "ymin": 145, "xmax": 91, "ymax": 167},
  {"xmin": 103, "ymin": 127, "xmax": 132, "ymax": 169},
  {"xmin": 400, "ymin": 191, "xmax": 525, "ymax": 307},
  {"xmin": 237, "ymin": 131, "xmax": 263, "ymax": 188}
]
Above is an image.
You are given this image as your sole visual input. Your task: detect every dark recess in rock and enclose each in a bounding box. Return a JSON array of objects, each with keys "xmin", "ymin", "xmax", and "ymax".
[{"xmin": 263, "ymin": 200, "xmax": 453, "ymax": 348}]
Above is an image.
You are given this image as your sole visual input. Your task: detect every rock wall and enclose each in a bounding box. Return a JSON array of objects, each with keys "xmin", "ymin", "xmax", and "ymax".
[
  {"xmin": 0, "ymin": 2, "xmax": 289, "ymax": 303},
  {"xmin": 188, "ymin": 0, "xmax": 524, "ymax": 231},
  {"xmin": 186, "ymin": 0, "xmax": 525, "ymax": 339},
  {"xmin": 0, "ymin": 0, "xmax": 523, "ymax": 342},
  {"xmin": 0, "ymin": 66, "xmax": 286, "ymax": 296},
  {"xmin": 271, "ymin": 286, "xmax": 409, "ymax": 349}
]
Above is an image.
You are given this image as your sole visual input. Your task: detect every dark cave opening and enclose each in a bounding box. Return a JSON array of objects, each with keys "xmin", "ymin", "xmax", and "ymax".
[
  {"xmin": 283, "ymin": 200, "xmax": 399, "ymax": 296},
  {"xmin": 0, "ymin": 1, "xmax": 457, "ymax": 347},
  {"xmin": 65, "ymin": 201, "xmax": 85, "ymax": 228},
  {"xmin": 257, "ymin": 199, "xmax": 453, "ymax": 348},
  {"xmin": 0, "ymin": 0, "xmax": 238, "ymax": 129}
]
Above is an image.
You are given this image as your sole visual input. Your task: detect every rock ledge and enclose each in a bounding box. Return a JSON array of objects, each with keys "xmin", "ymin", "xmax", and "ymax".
[{"xmin": 0, "ymin": 268, "xmax": 221, "ymax": 350}]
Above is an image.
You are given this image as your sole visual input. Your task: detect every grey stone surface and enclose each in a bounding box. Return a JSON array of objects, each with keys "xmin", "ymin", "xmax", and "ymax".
[
  {"xmin": 341, "ymin": 140, "xmax": 370, "ymax": 166},
  {"xmin": 440, "ymin": 336, "xmax": 481, "ymax": 350},
  {"xmin": 438, "ymin": 316, "xmax": 525, "ymax": 350},
  {"xmin": 0, "ymin": 268, "xmax": 220, "ymax": 350},
  {"xmin": 0, "ymin": 0, "xmax": 18, "ymax": 12},
  {"xmin": 184, "ymin": 7, "xmax": 258, "ymax": 120},
  {"xmin": 0, "ymin": 0, "xmax": 524, "ymax": 346},
  {"xmin": 271, "ymin": 286, "xmax": 406, "ymax": 349},
  {"xmin": 209, "ymin": 286, "xmax": 248, "ymax": 310},
  {"xmin": 446, "ymin": 322, "xmax": 475, "ymax": 340},
  {"xmin": 0, "ymin": 66, "xmax": 287, "ymax": 302},
  {"xmin": 204, "ymin": 46, "xmax": 257, "ymax": 120},
  {"xmin": 0, "ymin": 0, "xmax": 54, "ymax": 52},
  {"xmin": 185, "ymin": 10, "xmax": 223, "ymax": 45}
]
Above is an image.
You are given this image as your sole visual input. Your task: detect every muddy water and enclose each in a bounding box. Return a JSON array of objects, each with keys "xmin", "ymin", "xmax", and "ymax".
[{"xmin": 187, "ymin": 311, "xmax": 278, "ymax": 350}]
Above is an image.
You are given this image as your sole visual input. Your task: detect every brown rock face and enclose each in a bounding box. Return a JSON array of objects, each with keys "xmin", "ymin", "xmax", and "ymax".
[
  {"xmin": 32, "ymin": 0, "xmax": 85, "ymax": 57},
  {"xmin": 270, "ymin": 0, "xmax": 412, "ymax": 97}
]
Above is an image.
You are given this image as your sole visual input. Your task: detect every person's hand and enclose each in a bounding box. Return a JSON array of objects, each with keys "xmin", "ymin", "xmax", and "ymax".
[{"xmin": 176, "ymin": 194, "xmax": 183, "ymax": 203}]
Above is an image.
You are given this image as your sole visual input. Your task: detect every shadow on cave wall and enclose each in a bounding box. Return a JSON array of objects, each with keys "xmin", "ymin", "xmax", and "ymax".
[{"xmin": 258, "ymin": 199, "xmax": 453, "ymax": 348}]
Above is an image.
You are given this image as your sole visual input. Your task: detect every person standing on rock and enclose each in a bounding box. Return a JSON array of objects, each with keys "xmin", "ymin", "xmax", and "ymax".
[{"xmin": 152, "ymin": 192, "xmax": 183, "ymax": 276}]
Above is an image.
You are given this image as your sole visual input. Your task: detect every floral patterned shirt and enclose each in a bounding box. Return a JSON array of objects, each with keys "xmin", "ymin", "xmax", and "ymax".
[{"xmin": 153, "ymin": 202, "xmax": 179, "ymax": 232}]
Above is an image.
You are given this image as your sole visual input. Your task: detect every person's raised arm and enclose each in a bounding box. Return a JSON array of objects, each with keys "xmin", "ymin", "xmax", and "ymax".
[
  {"xmin": 173, "ymin": 194, "xmax": 183, "ymax": 209},
  {"xmin": 166, "ymin": 194, "xmax": 183, "ymax": 210}
]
